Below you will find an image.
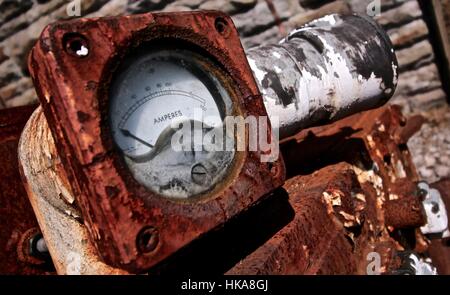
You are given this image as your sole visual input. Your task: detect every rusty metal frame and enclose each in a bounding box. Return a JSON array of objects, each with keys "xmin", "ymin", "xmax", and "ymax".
[
  {"xmin": 228, "ymin": 105, "xmax": 428, "ymax": 274},
  {"xmin": 27, "ymin": 11, "xmax": 285, "ymax": 272}
]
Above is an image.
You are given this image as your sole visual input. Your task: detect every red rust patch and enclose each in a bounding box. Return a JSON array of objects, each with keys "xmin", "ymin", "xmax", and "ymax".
[
  {"xmin": 0, "ymin": 105, "xmax": 55, "ymax": 274},
  {"xmin": 28, "ymin": 11, "xmax": 285, "ymax": 272}
]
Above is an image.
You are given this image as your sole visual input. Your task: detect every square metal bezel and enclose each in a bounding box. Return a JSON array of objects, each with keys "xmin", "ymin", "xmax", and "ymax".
[{"xmin": 28, "ymin": 11, "xmax": 285, "ymax": 272}]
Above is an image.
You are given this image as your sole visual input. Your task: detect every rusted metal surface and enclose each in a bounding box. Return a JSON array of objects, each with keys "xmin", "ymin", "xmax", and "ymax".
[
  {"xmin": 281, "ymin": 105, "xmax": 425, "ymax": 226},
  {"xmin": 27, "ymin": 11, "xmax": 285, "ymax": 273},
  {"xmin": 228, "ymin": 162, "xmax": 399, "ymax": 274},
  {"xmin": 229, "ymin": 105, "xmax": 428, "ymax": 274},
  {"xmin": 247, "ymin": 14, "xmax": 398, "ymax": 139},
  {"xmin": 17, "ymin": 103, "xmax": 436, "ymax": 275},
  {"xmin": 0, "ymin": 104, "xmax": 55, "ymax": 274},
  {"xmin": 20, "ymin": 10, "xmax": 444, "ymax": 275}
]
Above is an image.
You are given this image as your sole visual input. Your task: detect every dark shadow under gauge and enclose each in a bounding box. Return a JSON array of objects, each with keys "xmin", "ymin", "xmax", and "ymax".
[{"xmin": 109, "ymin": 45, "xmax": 236, "ymax": 199}]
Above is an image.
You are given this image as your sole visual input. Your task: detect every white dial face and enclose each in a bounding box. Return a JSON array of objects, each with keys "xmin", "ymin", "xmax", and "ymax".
[
  {"xmin": 110, "ymin": 50, "xmax": 224, "ymax": 158},
  {"xmin": 109, "ymin": 47, "xmax": 235, "ymax": 199}
]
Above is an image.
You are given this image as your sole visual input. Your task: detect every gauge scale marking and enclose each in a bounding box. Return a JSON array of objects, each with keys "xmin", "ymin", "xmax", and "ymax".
[
  {"xmin": 109, "ymin": 48, "xmax": 235, "ymax": 198},
  {"xmin": 117, "ymin": 89, "xmax": 207, "ymax": 152}
]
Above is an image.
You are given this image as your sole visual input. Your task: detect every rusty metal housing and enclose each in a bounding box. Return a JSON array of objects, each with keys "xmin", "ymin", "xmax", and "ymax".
[{"xmin": 26, "ymin": 11, "xmax": 285, "ymax": 273}]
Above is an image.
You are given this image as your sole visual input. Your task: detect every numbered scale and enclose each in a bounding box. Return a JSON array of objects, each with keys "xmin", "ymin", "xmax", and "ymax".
[
  {"xmin": 110, "ymin": 46, "xmax": 235, "ymax": 198},
  {"xmin": 28, "ymin": 11, "xmax": 284, "ymax": 272}
]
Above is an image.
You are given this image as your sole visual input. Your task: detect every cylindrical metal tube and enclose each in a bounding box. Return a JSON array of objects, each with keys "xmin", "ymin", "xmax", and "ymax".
[
  {"xmin": 247, "ymin": 14, "xmax": 398, "ymax": 139},
  {"xmin": 384, "ymin": 198, "xmax": 426, "ymax": 229}
]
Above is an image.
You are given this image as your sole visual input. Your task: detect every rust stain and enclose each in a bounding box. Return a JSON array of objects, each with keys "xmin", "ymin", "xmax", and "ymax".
[
  {"xmin": 21, "ymin": 10, "xmax": 437, "ymax": 274},
  {"xmin": 229, "ymin": 105, "xmax": 429, "ymax": 274},
  {"xmin": 27, "ymin": 11, "xmax": 285, "ymax": 273},
  {"xmin": 0, "ymin": 105, "xmax": 55, "ymax": 274}
]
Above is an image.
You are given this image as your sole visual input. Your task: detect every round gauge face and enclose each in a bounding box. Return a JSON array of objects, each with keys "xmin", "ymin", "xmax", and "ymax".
[{"xmin": 109, "ymin": 45, "xmax": 235, "ymax": 199}]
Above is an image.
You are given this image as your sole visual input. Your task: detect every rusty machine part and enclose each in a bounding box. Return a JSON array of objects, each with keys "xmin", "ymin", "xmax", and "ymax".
[
  {"xmin": 16, "ymin": 10, "xmax": 443, "ymax": 275},
  {"xmin": 147, "ymin": 105, "xmax": 437, "ymax": 275},
  {"xmin": 16, "ymin": 103, "xmax": 448, "ymax": 274},
  {"xmin": 230, "ymin": 105, "xmax": 428, "ymax": 274},
  {"xmin": 25, "ymin": 11, "xmax": 285, "ymax": 273}
]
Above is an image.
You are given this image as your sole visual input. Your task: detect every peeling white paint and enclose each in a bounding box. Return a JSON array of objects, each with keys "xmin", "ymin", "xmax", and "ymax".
[
  {"xmin": 353, "ymin": 166, "xmax": 384, "ymax": 197},
  {"xmin": 392, "ymin": 61, "xmax": 398, "ymax": 85},
  {"xmin": 318, "ymin": 14, "xmax": 337, "ymax": 25},
  {"xmin": 394, "ymin": 159, "xmax": 407, "ymax": 178},
  {"xmin": 248, "ymin": 14, "xmax": 396, "ymax": 138},
  {"xmin": 247, "ymin": 57, "xmax": 265, "ymax": 83},
  {"xmin": 274, "ymin": 35, "xmax": 383, "ymax": 134},
  {"xmin": 389, "ymin": 194, "xmax": 399, "ymax": 200},
  {"xmin": 323, "ymin": 190, "xmax": 342, "ymax": 206},
  {"xmin": 280, "ymin": 27, "xmax": 315, "ymax": 44},
  {"xmin": 355, "ymin": 193, "xmax": 366, "ymax": 202}
]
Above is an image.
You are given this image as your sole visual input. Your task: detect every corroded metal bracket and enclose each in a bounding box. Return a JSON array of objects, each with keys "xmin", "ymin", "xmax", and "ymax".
[{"xmin": 228, "ymin": 105, "xmax": 429, "ymax": 274}]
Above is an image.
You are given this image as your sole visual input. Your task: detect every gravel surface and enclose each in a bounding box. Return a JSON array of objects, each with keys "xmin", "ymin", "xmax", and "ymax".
[{"xmin": 407, "ymin": 103, "xmax": 450, "ymax": 183}]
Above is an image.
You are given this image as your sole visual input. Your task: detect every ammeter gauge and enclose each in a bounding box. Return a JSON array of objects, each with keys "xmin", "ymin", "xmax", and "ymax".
[
  {"xmin": 27, "ymin": 12, "xmax": 285, "ymax": 272},
  {"xmin": 109, "ymin": 46, "xmax": 235, "ymax": 198}
]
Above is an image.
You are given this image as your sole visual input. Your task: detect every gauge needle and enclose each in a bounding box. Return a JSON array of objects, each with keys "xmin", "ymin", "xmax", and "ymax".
[{"xmin": 119, "ymin": 128, "xmax": 154, "ymax": 148}]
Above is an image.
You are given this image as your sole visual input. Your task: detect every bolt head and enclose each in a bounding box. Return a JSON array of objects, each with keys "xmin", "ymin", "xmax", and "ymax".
[
  {"xmin": 29, "ymin": 233, "xmax": 50, "ymax": 260},
  {"xmin": 137, "ymin": 227, "xmax": 159, "ymax": 254}
]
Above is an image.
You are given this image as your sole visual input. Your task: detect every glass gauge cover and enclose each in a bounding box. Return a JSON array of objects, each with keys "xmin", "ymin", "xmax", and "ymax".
[{"xmin": 109, "ymin": 45, "xmax": 235, "ymax": 199}]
